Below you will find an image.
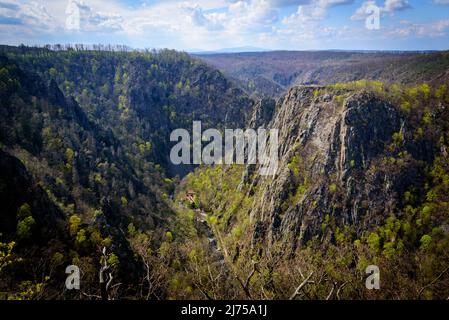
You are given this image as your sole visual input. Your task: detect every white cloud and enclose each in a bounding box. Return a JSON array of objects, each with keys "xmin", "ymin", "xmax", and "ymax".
[
  {"xmin": 0, "ymin": 0, "xmax": 54, "ymax": 29},
  {"xmin": 276, "ymin": 0, "xmax": 353, "ymax": 45},
  {"xmin": 390, "ymin": 18, "xmax": 449, "ymax": 37},
  {"xmin": 351, "ymin": 0, "xmax": 411, "ymax": 20},
  {"xmin": 265, "ymin": 0, "xmax": 311, "ymax": 7},
  {"xmin": 350, "ymin": 0, "xmax": 375, "ymax": 20},
  {"xmin": 281, "ymin": 0, "xmax": 352, "ymax": 29},
  {"xmin": 181, "ymin": 3, "xmax": 225, "ymax": 30},
  {"xmin": 64, "ymin": 0, "xmax": 124, "ymax": 31},
  {"xmin": 383, "ymin": 0, "xmax": 411, "ymax": 12},
  {"xmin": 1, "ymin": 0, "xmax": 448, "ymax": 50}
]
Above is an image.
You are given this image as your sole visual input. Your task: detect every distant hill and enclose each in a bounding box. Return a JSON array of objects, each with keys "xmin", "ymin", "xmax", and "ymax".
[
  {"xmin": 190, "ymin": 46, "xmax": 270, "ymax": 54},
  {"xmin": 196, "ymin": 50, "xmax": 449, "ymax": 97}
]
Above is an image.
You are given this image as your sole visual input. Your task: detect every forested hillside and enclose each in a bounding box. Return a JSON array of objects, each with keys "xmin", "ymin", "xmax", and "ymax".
[{"xmin": 0, "ymin": 46, "xmax": 251, "ymax": 299}]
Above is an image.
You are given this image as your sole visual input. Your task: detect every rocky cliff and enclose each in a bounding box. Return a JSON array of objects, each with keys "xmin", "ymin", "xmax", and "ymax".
[{"xmin": 236, "ymin": 85, "xmax": 432, "ymax": 250}]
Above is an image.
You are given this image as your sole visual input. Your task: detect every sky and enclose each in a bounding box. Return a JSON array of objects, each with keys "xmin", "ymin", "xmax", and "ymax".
[{"xmin": 0, "ymin": 0, "xmax": 449, "ymax": 51}]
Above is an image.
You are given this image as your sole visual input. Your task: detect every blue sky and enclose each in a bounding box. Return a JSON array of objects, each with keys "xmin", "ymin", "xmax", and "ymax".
[{"xmin": 1, "ymin": 0, "xmax": 449, "ymax": 51}]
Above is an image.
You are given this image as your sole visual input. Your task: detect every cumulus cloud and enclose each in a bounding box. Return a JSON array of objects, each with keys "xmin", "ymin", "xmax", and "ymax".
[
  {"xmin": 1, "ymin": 0, "xmax": 448, "ymax": 50},
  {"xmin": 277, "ymin": 0, "xmax": 353, "ymax": 44},
  {"xmin": 65, "ymin": 0, "xmax": 124, "ymax": 32},
  {"xmin": 383, "ymin": 0, "xmax": 411, "ymax": 12},
  {"xmin": 351, "ymin": 0, "xmax": 411, "ymax": 20},
  {"xmin": 390, "ymin": 18, "xmax": 449, "ymax": 37},
  {"xmin": 227, "ymin": 0, "xmax": 279, "ymax": 26},
  {"xmin": 0, "ymin": 0, "xmax": 54, "ymax": 29},
  {"xmin": 266, "ymin": 0, "xmax": 311, "ymax": 7},
  {"xmin": 181, "ymin": 3, "xmax": 225, "ymax": 30}
]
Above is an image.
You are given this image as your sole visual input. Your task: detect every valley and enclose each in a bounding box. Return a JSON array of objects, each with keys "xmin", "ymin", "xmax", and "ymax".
[{"xmin": 0, "ymin": 46, "xmax": 449, "ymax": 300}]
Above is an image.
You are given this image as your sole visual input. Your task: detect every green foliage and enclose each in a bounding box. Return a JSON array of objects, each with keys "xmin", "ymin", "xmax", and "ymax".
[
  {"xmin": 65, "ymin": 147, "xmax": 74, "ymax": 171},
  {"xmin": 334, "ymin": 94, "xmax": 345, "ymax": 106},
  {"xmin": 349, "ymin": 160, "xmax": 356, "ymax": 168},
  {"xmin": 101, "ymin": 237, "xmax": 112, "ymax": 248},
  {"xmin": 232, "ymin": 225, "xmax": 243, "ymax": 239},
  {"xmin": 0, "ymin": 241, "xmax": 17, "ymax": 273},
  {"xmin": 75, "ymin": 229, "xmax": 87, "ymax": 245},
  {"xmin": 121, "ymin": 196, "xmax": 128, "ymax": 207},
  {"xmin": 16, "ymin": 203, "xmax": 35, "ymax": 240},
  {"xmin": 89, "ymin": 230, "xmax": 102, "ymax": 245},
  {"xmin": 107, "ymin": 253, "xmax": 119, "ymax": 266},
  {"xmin": 165, "ymin": 231, "xmax": 173, "ymax": 242},
  {"xmin": 51, "ymin": 252, "xmax": 64, "ymax": 265},
  {"xmin": 288, "ymin": 155, "xmax": 300, "ymax": 177},
  {"xmin": 434, "ymin": 84, "xmax": 447, "ymax": 99},
  {"xmin": 422, "ymin": 110, "xmax": 432, "ymax": 125},
  {"xmin": 13, "ymin": 279, "xmax": 49, "ymax": 300},
  {"xmin": 401, "ymin": 100, "xmax": 411, "ymax": 112},
  {"xmin": 367, "ymin": 232, "xmax": 380, "ymax": 252},
  {"xmin": 127, "ymin": 223, "xmax": 137, "ymax": 237},
  {"xmin": 49, "ymin": 67, "xmax": 57, "ymax": 78},
  {"xmin": 16, "ymin": 216, "xmax": 36, "ymax": 240},
  {"xmin": 391, "ymin": 131, "xmax": 404, "ymax": 150},
  {"xmin": 420, "ymin": 235, "xmax": 432, "ymax": 250},
  {"xmin": 17, "ymin": 203, "xmax": 32, "ymax": 219},
  {"xmin": 69, "ymin": 215, "xmax": 81, "ymax": 236},
  {"xmin": 418, "ymin": 84, "xmax": 431, "ymax": 100}
]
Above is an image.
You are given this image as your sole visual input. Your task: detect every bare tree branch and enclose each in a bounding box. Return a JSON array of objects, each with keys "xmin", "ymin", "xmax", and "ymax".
[
  {"xmin": 326, "ymin": 282, "xmax": 336, "ymax": 300},
  {"xmin": 336, "ymin": 281, "xmax": 348, "ymax": 300},
  {"xmin": 289, "ymin": 271, "xmax": 314, "ymax": 300},
  {"xmin": 418, "ymin": 265, "xmax": 449, "ymax": 298}
]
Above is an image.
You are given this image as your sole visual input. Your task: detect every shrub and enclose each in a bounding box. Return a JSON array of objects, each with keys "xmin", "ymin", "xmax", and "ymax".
[
  {"xmin": 367, "ymin": 232, "xmax": 380, "ymax": 252},
  {"xmin": 420, "ymin": 235, "xmax": 432, "ymax": 250},
  {"xmin": 17, "ymin": 216, "xmax": 36, "ymax": 240},
  {"xmin": 329, "ymin": 184, "xmax": 338, "ymax": 193},
  {"xmin": 69, "ymin": 215, "xmax": 81, "ymax": 236}
]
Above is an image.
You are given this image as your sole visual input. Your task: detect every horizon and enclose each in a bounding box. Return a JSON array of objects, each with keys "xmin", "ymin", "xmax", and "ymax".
[
  {"xmin": 1, "ymin": 1, "xmax": 449, "ymax": 51},
  {"xmin": 1, "ymin": 43, "xmax": 448, "ymax": 54}
]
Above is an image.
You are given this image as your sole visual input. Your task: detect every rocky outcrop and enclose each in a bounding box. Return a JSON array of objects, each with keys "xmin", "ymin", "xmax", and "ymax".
[
  {"xmin": 248, "ymin": 98, "xmax": 276, "ymax": 129},
  {"xmin": 238, "ymin": 98, "xmax": 276, "ymax": 190},
  {"xmin": 247, "ymin": 86, "xmax": 429, "ymax": 249}
]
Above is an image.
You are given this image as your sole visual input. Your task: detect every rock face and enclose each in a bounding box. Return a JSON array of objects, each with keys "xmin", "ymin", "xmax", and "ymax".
[
  {"xmin": 248, "ymin": 98, "xmax": 276, "ymax": 129},
  {"xmin": 248, "ymin": 86, "xmax": 428, "ymax": 249}
]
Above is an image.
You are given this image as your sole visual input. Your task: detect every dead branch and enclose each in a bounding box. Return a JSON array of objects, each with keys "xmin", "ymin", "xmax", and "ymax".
[
  {"xmin": 326, "ymin": 282, "xmax": 336, "ymax": 300},
  {"xmin": 234, "ymin": 262, "xmax": 259, "ymax": 299},
  {"xmin": 245, "ymin": 263, "xmax": 259, "ymax": 289},
  {"xmin": 289, "ymin": 271, "xmax": 314, "ymax": 300},
  {"xmin": 336, "ymin": 281, "xmax": 348, "ymax": 300},
  {"xmin": 418, "ymin": 265, "xmax": 449, "ymax": 298}
]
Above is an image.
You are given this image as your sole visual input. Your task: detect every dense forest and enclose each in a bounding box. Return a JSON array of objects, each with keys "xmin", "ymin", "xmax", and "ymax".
[{"xmin": 0, "ymin": 45, "xmax": 448, "ymax": 299}]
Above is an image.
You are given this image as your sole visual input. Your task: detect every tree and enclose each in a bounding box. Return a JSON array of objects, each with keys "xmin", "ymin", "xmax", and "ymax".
[{"xmin": 16, "ymin": 203, "xmax": 35, "ymax": 240}]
